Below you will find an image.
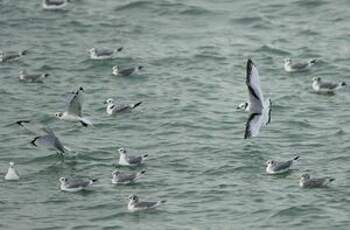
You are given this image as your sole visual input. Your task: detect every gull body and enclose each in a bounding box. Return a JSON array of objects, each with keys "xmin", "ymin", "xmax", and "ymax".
[
  {"xmin": 312, "ymin": 77, "xmax": 346, "ymax": 93},
  {"xmin": 4, "ymin": 162, "xmax": 20, "ymax": 181},
  {"xmin": 0, "ymin": 50, "xmax": 28, "ymax": 62},
  {"xmin": 59, "ymin": 177, "xmax": 97, "ymax": 192},
  {"xmin": 112, "ymin": 170, "xmax": 145, "ymax": 184},
  {"xmin": 128, "ymin": 194, "xmax": 166, "ymax": 212},
  {"xmin": 55, "ymin": 87, "xmax": 92, "ymax": 127},
  {"xmin": 89, "ymin": 47, "xmax": 123, "ymax": 60},
  {"xmin": 266, "ymin": 156, "xmax": 299, "ymax": 175},
  {"xmin": 284, "ymin": 58, "xmax": 317, "ymax": 72},
  {"xmin": 19, "ymin": 70, "xmax": 49, "ymax": 83},
  {"xmin": 118, "ymin": 148, "xmax": 148, "ymax": 167},
  {"xmin": 243, "ymin": 59, "xmax": 272, "ymax": 139},
  {"xmin": 112, "ymin": 65, "xmax": 143, "ymax": 77},
  {"xmin": 104, "ymin": 98, "xmax": 142, "ymax": 115},
  {"xmin": 299, "ymin": 174, "xmax": 335, "ymax": 188}
]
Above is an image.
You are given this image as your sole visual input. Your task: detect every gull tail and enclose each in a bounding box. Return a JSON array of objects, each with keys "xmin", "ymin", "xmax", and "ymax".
[
  {"xmin": 157, "ymin": 200, "xmax": 167, "ymax": 205},
  {"xmin": 89, "ymin": 178, "xmax": 98, "ymax": 185},
  {"xmin": 325, "ymin": 177, "xmax": 335, "ymax": 185},
  {"xmin": 116, "ymin": 47, "xmax": 123, "ymax": 52},
  {"xmin": 136, "ymin": 170, "xmax": 146, "ymax": 179},
  {"xmin": 16, "ymin": 120, "xmax": 31, "ymax": 127},
  {"xmin": 340, "ymin": 82, "xmax": 346, "ymax": 87},
  {"xmin": 132, "ymin": 101, "xmax": 142, "ymax": 109},
  {"xmin": 293, "ymin": 156, "xmax": 300, "ymax": 161},
  {"xmin": 142, "ymin": 154, "xmax": 149, "ymax": 160},
  {"xmin": 309, "ymin": 59, "xmax": 317, "ymax": 65},
  {"xmin": 31, "ymin": 136, "xmax": 40, "ymax": 147},
  {"xmin": 79, "ymin": 117, "xmax": 93, "ymax": 127}
]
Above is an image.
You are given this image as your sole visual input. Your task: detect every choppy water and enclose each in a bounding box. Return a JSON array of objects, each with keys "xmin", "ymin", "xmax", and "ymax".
[{"xmin": 1, "ymin": 0, "xmax": 350, "ymax": 229}]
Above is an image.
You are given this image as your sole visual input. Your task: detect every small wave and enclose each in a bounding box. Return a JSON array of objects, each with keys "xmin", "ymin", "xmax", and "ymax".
[
  {"xmin": 114, "ymin": 1, "xmax": 153, "ymax": 12},
  {"xmin": 256, "ymin": 45, "xmax": 291, "ymax": 56}
]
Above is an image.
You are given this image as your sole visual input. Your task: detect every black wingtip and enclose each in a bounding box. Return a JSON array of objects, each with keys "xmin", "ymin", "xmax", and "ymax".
[
  {"xmin": 80, "ymin": 121, "xmax": 88, "ymax": 127},
  {"xmin": 160, "ymin": 200, "xmax": 167, "ymax": 204},
  {"xmin": 31, "ymin": 136, "xmax": 40, "ymax": 147},
  {"xmin": 21, "ymin": 50, "xmax": 29, "ymax": 55},
  {"xmin": 143, "ymin": 154, "xmax": 148, "ymax": 158},
  {"xmin": 91, "ymin": 178, "xmax": 98, "ymax": 183},
  {"xmin": 133, "ymin": 101, "xmax": 142, "ymax": 108},
  {"xmin": 117, "ymin": 47, "xmax": 123, "ymax": 52},
  {"xmin": 16, "ymin": 120, "xmax": 30, "ymax": 127},
  {"xmin": 310, "ymin": 59, "xmax": 317, "ymax": 64},
  {"xmin": 140, "ymin": 170, "xmax": 146, "ymax": 174},
  {"xmin": 294, "ymin": 156, "xmax": 300, "ymax": 161},
  {"xmin": 341, "ymin": 82, "xmax": 346, "ymax": 86},
  {"xmin": 329, "ymin": 178, "xmax": 335, "ymax": 182}
]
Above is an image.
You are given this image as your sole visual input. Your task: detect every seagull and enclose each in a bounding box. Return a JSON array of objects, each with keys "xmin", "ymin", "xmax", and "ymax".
[
  {"xmin": 299, "ymin": 174, "xmax": 335, "ymax": 188},
  {"xmin": 118, "ymin": 148, "xmax": 148, "ymax": 167},
  {"xmin": 59, "ymin": 177, "xmax": 98, "ymax": 192},
  {"xmin": 31, "ymin": 127, "xmax": 66, "ymax": 154},
  {"xmin": 265, "ymin": 156, "xmax": 299, "ymax": 175},
  {"xmin": 42, "ymin": 0, "xmax": 69, "ymax": 10},
  {"xmin": 4, "ymin": 162, "xmax": 20, "ymax": 181},
  {"xmin": 242, "ymin": 59, "xmax": 272, "ymax": 139},
  {"xmin": 284, "ymin": 58, "xmax": 317, "ymax": 72},
  {"xmin": 19, "ymin": 70, "xmax": 49, "ymax": 83},
  {"xmin": 16, "ymin": 120, "xmax": 69, "ymax": 154},
  {"xmin": 88, "ymin": 47, "xmax": 123, "ymax": 60},
  {"xmin": 312, "ymin": 77, "xmax": 346, "ymax": 93},
  {"xmin": 0, "ymin": 49, "xmax": 29, "ymax": 62},
  {"xmin": 104, "ymin": 98, "xmax": 142, "ymax": 115},
  {"xmin": 55, "ymin": 87, "xmax": 93, "ymax": 127},
  {"xmin": 127, "ymin": 194, "xmax": 166, "ymax": 212},
  {"xmin": 112, "ymin": 65, "xmax": 143, "ymax": 77},
  {"xmin": 111, "ymin": 170, "xmax": 145, "ymax": 184}
]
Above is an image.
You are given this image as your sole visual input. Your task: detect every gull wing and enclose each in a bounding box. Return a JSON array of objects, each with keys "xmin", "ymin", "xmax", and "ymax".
[
  {"xmin": 66, "ymin": 88, "xmax": 84, "ymax": 116},
  {"xmin": 246, "ymin": 59, "xmax": 264, "ymax": 113}
]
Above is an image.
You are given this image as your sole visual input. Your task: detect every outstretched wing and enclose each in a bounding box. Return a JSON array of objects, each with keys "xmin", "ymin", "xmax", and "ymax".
[
  {"xmin": 244, "ymin": 113, "xmax": 264, "ymax": 139},
  {"xmin": 246, "ymin": 59, "xmax": 264, "ymax": 113},
  {"xmin": 66, "ymin": 88, "xmax": 84, "ymax": 116}
]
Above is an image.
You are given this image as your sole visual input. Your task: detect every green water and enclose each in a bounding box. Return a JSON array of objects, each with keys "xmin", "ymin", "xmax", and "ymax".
[{"xmin": 1, "ymin": 0, "xmax": 350, "ymax": 229}]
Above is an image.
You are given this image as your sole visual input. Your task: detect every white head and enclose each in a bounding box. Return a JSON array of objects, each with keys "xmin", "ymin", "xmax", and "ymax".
[
  {"xmin": 312, "ymin": 77, "xmax": 321, "ymax": 82},
  {"xmin": 128, "ymin": 194, "xmax": 139, "ymax": 203},
  {"xmin": 284, "ymin": 58, "xmax": 292, "ymax": 65},
  {"xmin": 59, "ymin": 177, "xmax": 67, "ymax": 184},
  {"xmin": 88, "ymin": 48, "xmax": 95, "ymax": 55},
  {"xmin": 104, "ymin": 98, "xmax": 114, "ymax": 105},
  {"xmin": 237, "ymin": 102, "xmax": 248, "ymax": 111},
  {"xmin": 112, "ymin": 65, "xmax": 119, "ymax": 72},
  {"xmin": 9, "ymin": 162, "xmax": 15, "ymax": 168},
  {"xmin": 300, "ymin": 174, "xmax": 310, "ymax": 182},
  {"xmin": 55, "ymin": 112, "xmax": 64, "ymax": 119},
  {"xmin": 118, "ymin": 147, "xmax": 126, "ymax": 155},
  {"xmin": 112, "ymin": 170, "xmax": 120, "ymax": 177},
  {"xmin": 265, "ymin": 160, "xmax": 276, "ymax": 168}
]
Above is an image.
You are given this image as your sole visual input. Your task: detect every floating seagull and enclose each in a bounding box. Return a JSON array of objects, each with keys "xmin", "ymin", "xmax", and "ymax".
[
  {"xmin": 127, "ymin": 194, "xmax": 166, "ymax": 212},
  {"xmin": 89, "ymin": 47, "xmax": 123, "ymax": 60},
  {"xmin": 55, "ymin": 87, "xmax": 92, "ymax": 127},
  {"xmin": 59, "ymin": 177, "xmax": 97, "ymax": 192},
  {"xmin": 104, "ymin": 98, "xmax": 142, "ymax": 115},
  {"xmin": 19, "ymin": 70, "xmax": 49, "ymax": 83},
  {"xmin": 16, "ymin": 120, "xmax": 69, "ymax": 154},
  {"xmin": 299, "ymin": 174, "xmax": 335, "ymax": 188},
  {"xmin": 284, "ymin": 58, "xmax": 317, "ymax": 72},
  {"xmin": 0, "ymin": 50, "xmax": 29, "ymax": 62},
  {"xmin": 265, "ymin": 156, "xmax": 299, "ymax": 175},
  {"xmin": 312, "ymin": 77, "xmax": 346, "ymax": 93},
  {"xmin": 111, "ymin": 170, "xmax": 145, "ymax": 185},
  {"xmin": 118, "ymin": 148, "xmax": 148, "ymax": 167},
  {"xmin": 4, "ymin": 162, "xmax": 20, "ymax": 181},
  {"xmin": 242, "ymin": 59, "xmax": 272, "ymax": 139},
  {"xmin": 42, "ymin": 0, "xmax": 69, "ymax": 10},
  {"xmin": 112, "ymin": 65, "xmax": 143, "ymax": 77}
]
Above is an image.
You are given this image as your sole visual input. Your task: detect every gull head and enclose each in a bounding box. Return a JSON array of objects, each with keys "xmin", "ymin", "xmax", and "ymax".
[
  {"xmin": 55, "ymin": 112, "xmax": 64, "ymax": 119},
  {"xmin": 59, "ymin": 177, "xmax": 68, "ymax": 184},
  {"xmin": 9, "ymin": 161, "xmax": 15, "ymax": 168},
  {"xmin": 312, "ymin": 77, "xmax": 321, "ymax": 82},
  {"xmin": 118, "ymin": 147, "xmax": 127, "ymax": 155},
  {"xmin": 284, "ymin": 58, "xmax": 292, "ymax": 65},
  {"xmin": 300, "ymin": 174, "xmax": 310, "ymax": 182},
  {"xmin": 112, "ymin": 65, "xmax": 119, "ymax": 72},
  {"xmin": 104, "ymin": 98, "xmax": 114, "ymax": 105},
  {"xmin": 265, "ymin": 160, "xmax": 275, "ymax": 167},
  {"xmin": 112, "ymin": 170, "xmax": 120, "ymax": 177},
  {"xmin": 237, "ymin": 102, "xmax": 248, "ymax": 111},
  {"xmin": 88, "ymin": 48, "xmax": 95, "ymax": 54},
  {"xmin": 128, "ymin": 194, "xmax": 139, "ymax": 202}
]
